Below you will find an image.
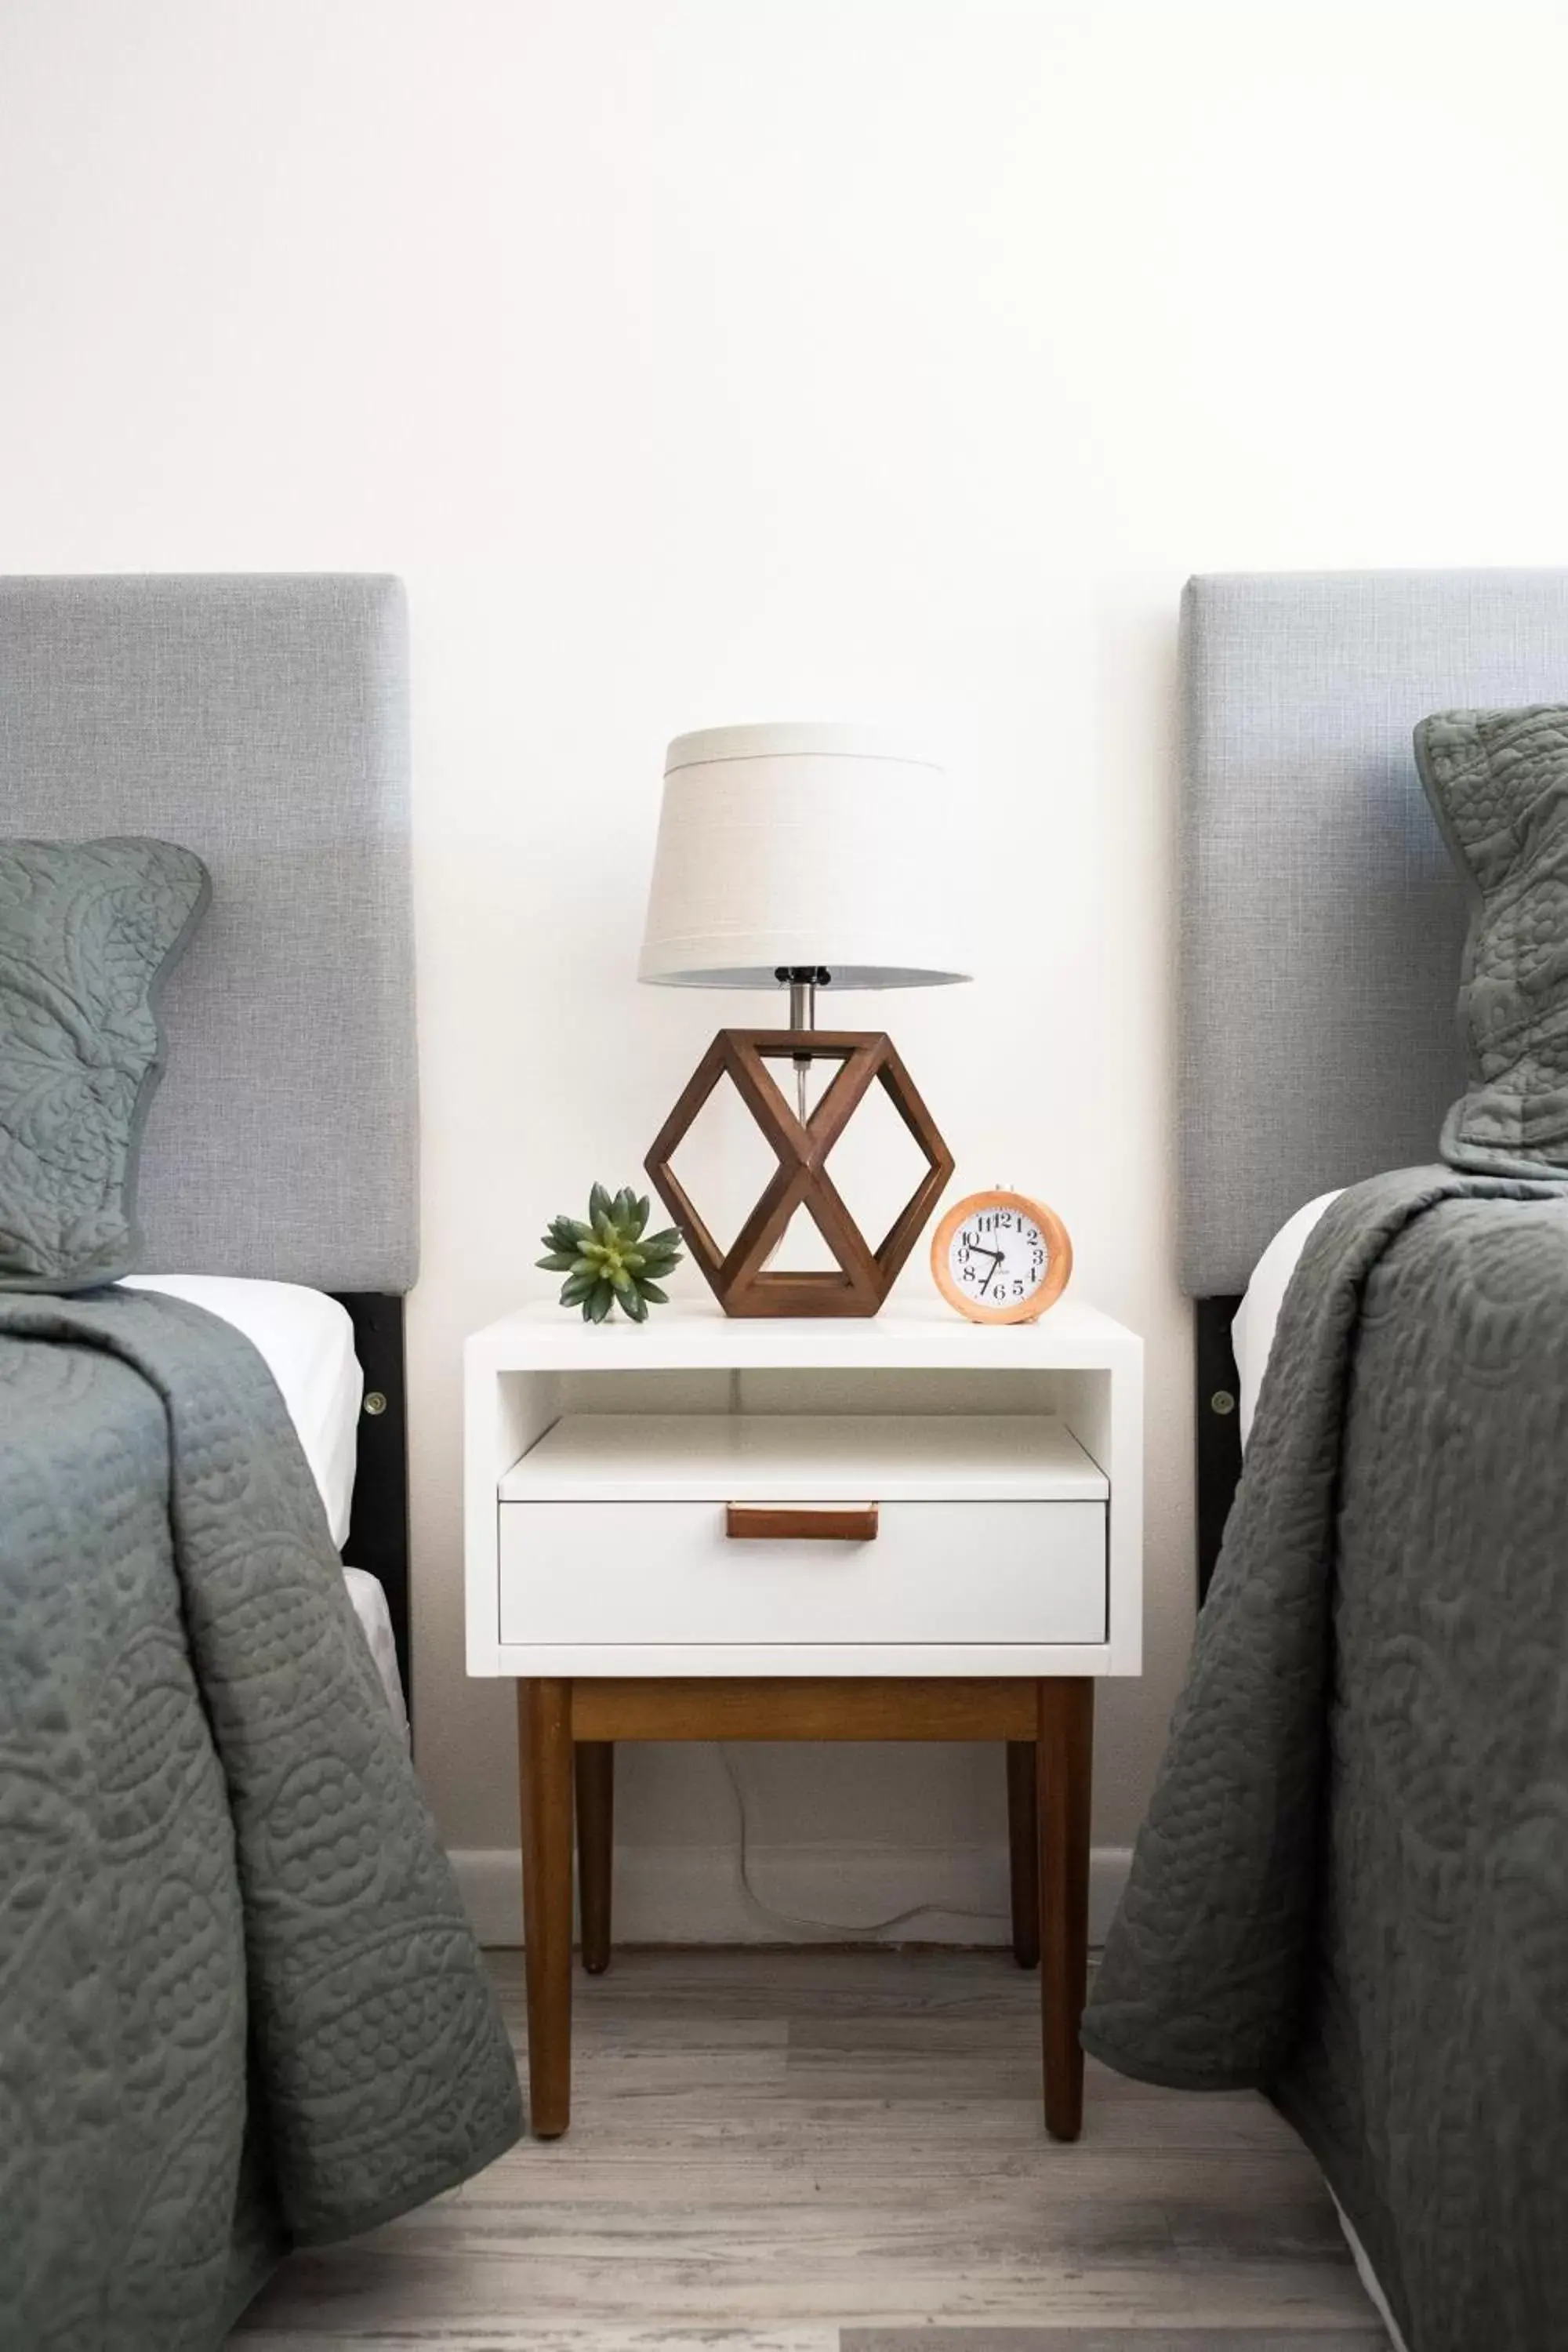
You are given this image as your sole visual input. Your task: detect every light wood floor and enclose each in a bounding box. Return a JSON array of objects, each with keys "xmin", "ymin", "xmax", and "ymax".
[{"xmin": 234, "ymin": 1948, "xmax": 1386, "ymax": 2350}]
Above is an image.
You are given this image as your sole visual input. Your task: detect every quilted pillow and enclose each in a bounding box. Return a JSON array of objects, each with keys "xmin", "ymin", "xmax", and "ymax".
[
  {"xmin": 0, "ymin": 837, "xmax": 209, "ymax": 1289},
  {"xmin": 1415, "ymin": 705, "xmax": 1568, "ymax": 1178}
]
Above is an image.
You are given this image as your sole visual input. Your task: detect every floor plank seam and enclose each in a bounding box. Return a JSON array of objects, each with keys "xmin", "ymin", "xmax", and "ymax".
[{"xmin": 234, "ymin": 1951, "xmax": 1384, "ymax": 2347}]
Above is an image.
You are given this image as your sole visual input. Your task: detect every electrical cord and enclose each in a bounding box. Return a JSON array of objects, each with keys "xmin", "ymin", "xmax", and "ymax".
[
  {"xmin": 720, "ymin": 1367, "xmax": 1007, "ymax": 1937},
  {"xmin": 717, "ymin": 1740, "xmax": 1008, "ymax": 1939}
]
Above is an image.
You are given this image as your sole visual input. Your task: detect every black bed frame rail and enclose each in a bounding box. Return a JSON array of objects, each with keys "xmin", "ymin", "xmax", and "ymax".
[
  {"xmin": 1195, "ymin": 1295, "xmax": 1244, "ymax": 1606},
  {"xmin": 332, "ymin": 1294, "xmax": 412, "ymax": 1728}
]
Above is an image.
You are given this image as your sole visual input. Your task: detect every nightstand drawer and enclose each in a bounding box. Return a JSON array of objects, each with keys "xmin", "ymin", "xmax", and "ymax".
[{"xmin": 498, "ymin": 1498, "xmax": 1107, "ymax": 1646}]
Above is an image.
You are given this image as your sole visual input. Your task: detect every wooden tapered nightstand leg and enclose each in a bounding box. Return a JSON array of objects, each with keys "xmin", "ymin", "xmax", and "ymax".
[
  {"xmin": 517, "ymin": 1679, "xmax": 574, "ymax": 2138},
  {"xmin": 1005, "ymin": 1740, "xmax": 1040, "ymax": 1969},
  {"xmin": 1037, "ymin": 1676, "xmax": 1094, "ymax": 2140},
  {"xmin": 575, "ymin": 1740, "xmax": 615, "ymax": 1975}
]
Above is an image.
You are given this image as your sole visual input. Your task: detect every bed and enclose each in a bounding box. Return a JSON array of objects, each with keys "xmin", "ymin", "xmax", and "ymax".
[
  {"xmin": 0, "ymin": 572, "xmax": 419, "ymax": 1701},
  {"xmin": 0, "ymin": 575, "xmax": 519, "ymax": 2347},
  {"xmin": 1180, "ymin": 570, "xmax": 1568, "ymax": 1595},
  {"xmin": 1081, "ymin": 570, "xmax": 1568, "ymax": 2352}
]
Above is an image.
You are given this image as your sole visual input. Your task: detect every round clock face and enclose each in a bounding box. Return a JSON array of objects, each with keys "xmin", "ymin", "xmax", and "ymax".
[
  {"xmin": 950, "ymin": 1203, "xmax": 1047, "ymax": 1308},
  {"xmin": 930, "ymin": 1191, "xmax": 1073, "ymax": 1323}
]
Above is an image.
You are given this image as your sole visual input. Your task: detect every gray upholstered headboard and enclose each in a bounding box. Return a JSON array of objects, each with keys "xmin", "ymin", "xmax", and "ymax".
[
  {"xmin": 1180, "ymin": 568, "xmax": 1568, "ymax": 1298},
  {"xmin": 0, "ymin": 574, "xmax": 417, "ymax": 1293}
]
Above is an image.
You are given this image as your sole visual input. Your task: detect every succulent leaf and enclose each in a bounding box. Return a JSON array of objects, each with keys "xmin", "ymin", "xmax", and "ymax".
[{"xmin": 546, "ymin": 1185, "xmax": 684, "ymax": 1321}]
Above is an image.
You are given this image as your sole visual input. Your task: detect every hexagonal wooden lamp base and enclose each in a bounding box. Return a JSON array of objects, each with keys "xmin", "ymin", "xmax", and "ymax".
[{"xmin": 644, "ymin": 1029, "xmax": 955, "ymax": 1318}]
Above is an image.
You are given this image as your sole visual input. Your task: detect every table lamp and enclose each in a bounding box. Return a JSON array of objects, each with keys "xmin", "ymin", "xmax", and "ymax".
[{"xmin": 638, "ymin": 722, "xmax": 971, "ymax": 1316}]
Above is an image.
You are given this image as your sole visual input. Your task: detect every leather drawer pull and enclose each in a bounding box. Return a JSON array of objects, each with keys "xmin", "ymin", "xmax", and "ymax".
[{"xmin": 724, "ymin": 1504, "xmax": 880, "ymax": 1542}]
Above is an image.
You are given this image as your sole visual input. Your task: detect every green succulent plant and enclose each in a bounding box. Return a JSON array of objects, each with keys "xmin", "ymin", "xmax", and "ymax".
[{"xmin": 537, "ymin": 1183, "xmax": 684, "ymax": 1323}]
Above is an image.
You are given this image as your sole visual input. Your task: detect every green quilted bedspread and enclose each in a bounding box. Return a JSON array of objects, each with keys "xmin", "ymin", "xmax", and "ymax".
[
  {"xmin": 1084, "ymin": 1169, "xmax": 1568, "ymax": 2352},
  {"xmin": 0, "ymin": 1288, "xmax": 521, "ymax": 2350}
]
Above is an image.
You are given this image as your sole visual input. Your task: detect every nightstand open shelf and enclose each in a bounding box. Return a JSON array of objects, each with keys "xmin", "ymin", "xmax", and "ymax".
[{"xmin": 465, "ymin": 1298, "xmax": 1142, "ymax": 2143}]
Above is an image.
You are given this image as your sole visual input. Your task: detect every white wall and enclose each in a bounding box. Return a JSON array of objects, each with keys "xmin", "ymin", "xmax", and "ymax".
[{"xmin": 5, "ymin": 0, "xmax": 1568, "ymax": 1932}]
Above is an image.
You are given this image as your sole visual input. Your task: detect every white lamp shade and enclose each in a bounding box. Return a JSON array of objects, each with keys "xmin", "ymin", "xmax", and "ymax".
[{"xmin": 638, "ymin": 723, "xmax": 974, "ymax": 990}]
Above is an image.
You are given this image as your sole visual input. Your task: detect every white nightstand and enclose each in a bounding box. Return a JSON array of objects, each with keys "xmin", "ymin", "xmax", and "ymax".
[{"xmin": 465, "ymin": 1297, "xmax": 1142, "ymax": 2140}]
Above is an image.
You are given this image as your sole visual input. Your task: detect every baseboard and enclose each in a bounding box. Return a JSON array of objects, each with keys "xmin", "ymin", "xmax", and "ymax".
[{"xmin": 453, "ymin": 1840, "xmax": 1133, "ymax": 1949}]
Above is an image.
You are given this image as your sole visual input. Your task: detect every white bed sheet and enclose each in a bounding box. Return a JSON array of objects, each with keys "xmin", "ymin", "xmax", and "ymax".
[
  {"xmin": 122, "ymin": 1274, "xmax": 362, "ymax": 1543},
  {"xmin": 1230, "ymin": 1190, "xmax": 1343, "ymax": 1446},
  {"xmin": 114, "ymin": 1275, "xmax": 407, "ymax": 1735}
]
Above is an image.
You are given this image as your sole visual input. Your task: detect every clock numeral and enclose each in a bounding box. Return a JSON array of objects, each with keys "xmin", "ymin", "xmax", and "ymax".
[{"xmin": 936, "ymin": 1194, "xmax": 1069, "ymax": 1324}]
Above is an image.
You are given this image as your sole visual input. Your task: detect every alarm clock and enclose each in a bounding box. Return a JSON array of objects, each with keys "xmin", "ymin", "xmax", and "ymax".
[{"xmin": 930, "ymin": 1189, "xmax": 1073, "ymax": 1324}]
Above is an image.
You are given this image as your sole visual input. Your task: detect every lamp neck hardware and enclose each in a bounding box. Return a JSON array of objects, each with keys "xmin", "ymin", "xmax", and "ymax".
[
  {"xmin": 774, "ymin": 966, "xmax": 832, "ymax": 1112},
  {"xmin": 775, "ymin": 964, "xmax": 831, "ymax": 1037}
]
